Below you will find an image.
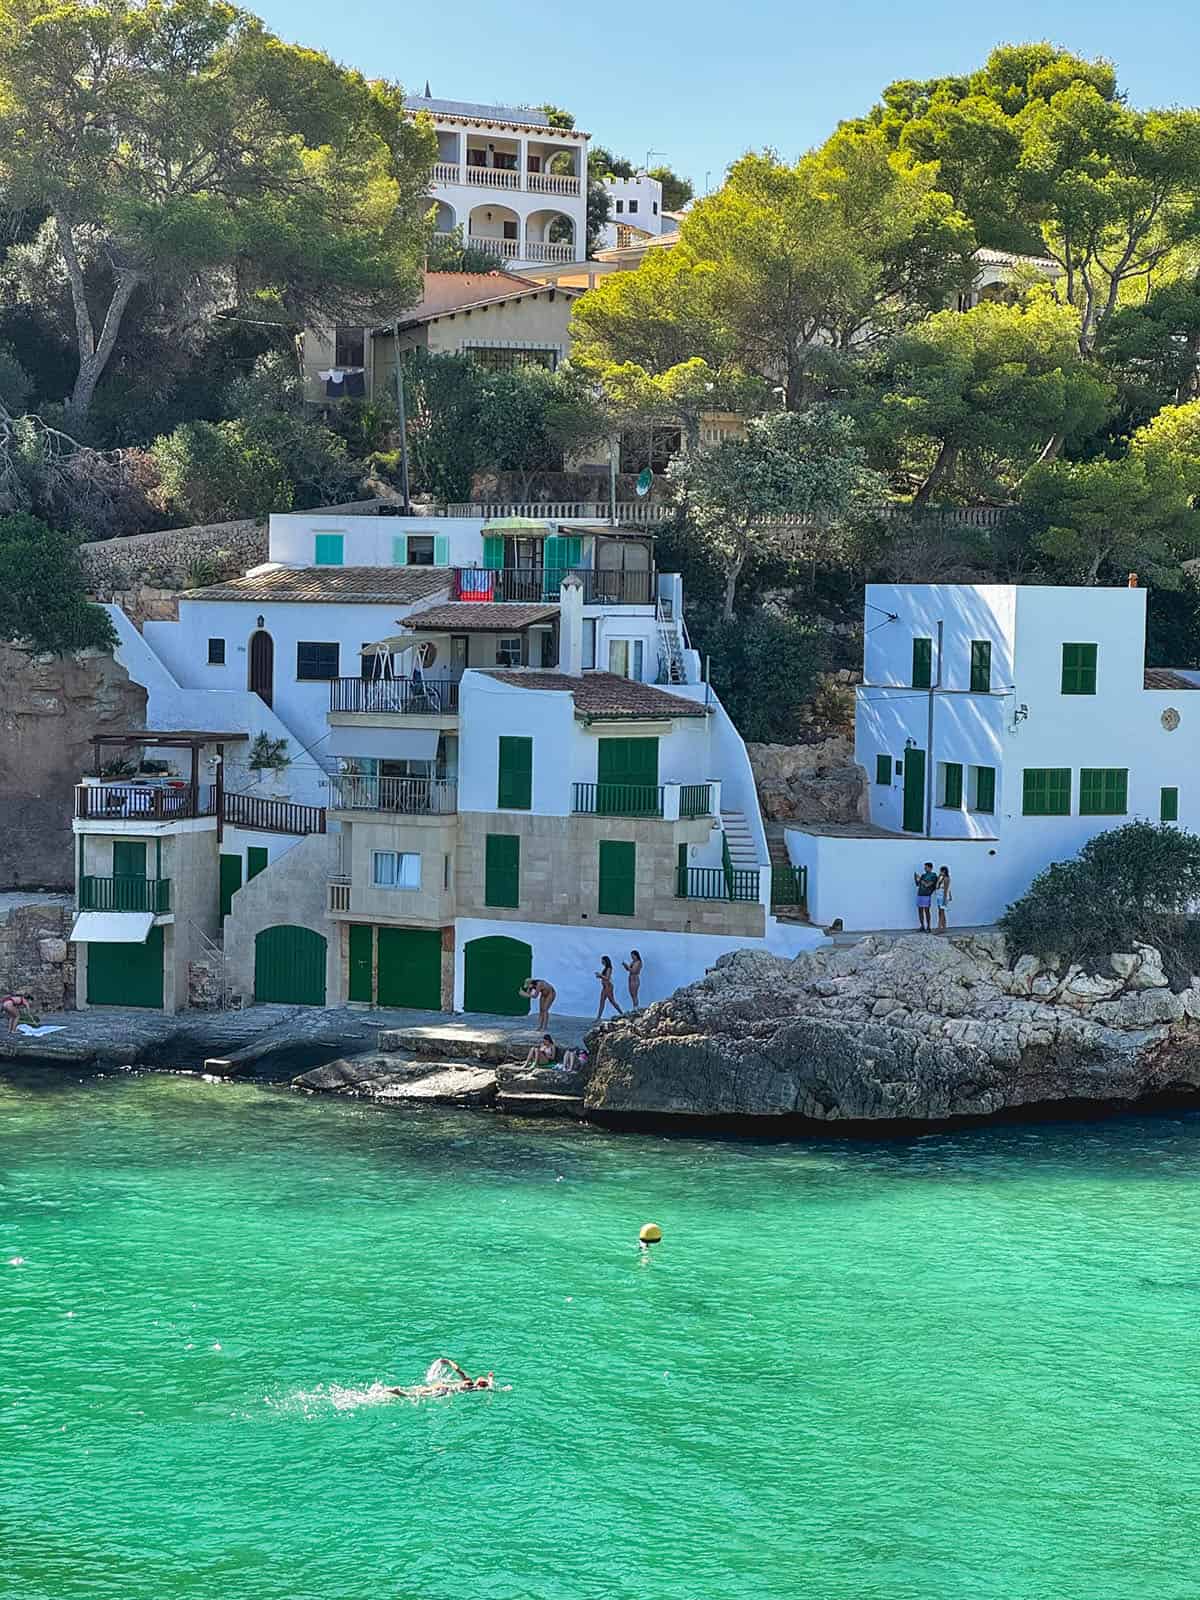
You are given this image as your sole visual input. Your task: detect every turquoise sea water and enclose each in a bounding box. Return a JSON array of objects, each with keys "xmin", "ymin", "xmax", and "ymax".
[{"xmin": 3, "ymin": 1071, "xmax": 1200, "ymax": 1600}]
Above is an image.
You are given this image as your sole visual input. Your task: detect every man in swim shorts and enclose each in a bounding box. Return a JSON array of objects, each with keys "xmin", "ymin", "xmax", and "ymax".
[{"xmin": 914, "ymin": 861, "xmax": 938, "ymax": 932}]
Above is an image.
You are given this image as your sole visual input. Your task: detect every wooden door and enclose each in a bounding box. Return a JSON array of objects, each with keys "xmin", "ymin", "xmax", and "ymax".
[
  {"xmin": 597, "ymin": 737, "xmax": 659, "ymax": 816},
  {"xmin": 376, "ymin": 927, "xmax": 442, "ymax": 1009},
  {"xmin": 463, "ymin": 936, "xmax": 532, "ymax": 1016},
  {"xmin": 87, "ymin": 926, "xmax": 164, "ymax": 1009},
  {"xmin": 348, "ymin": 924, "xmax": 374, "ymax": 1003},
  {"xmin": 902, "ymin": 749, "xmax": 926, "ymax": 834},
  {"xmin": 249, "ymin": 630, "xmax": 274, "ymax": 707},
  {"xmin": 254, "ymin": 925, "xmax": 326, "ymax": 1004}
]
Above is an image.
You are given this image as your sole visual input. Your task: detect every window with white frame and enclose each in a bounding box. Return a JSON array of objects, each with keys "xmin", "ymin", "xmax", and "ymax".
[
  {"xmin": 496, "ymin": 636, "xmax": 522, "ymax": 668},
  {"xmin": 608, "ymin": 638, "xmax": 643, "ymax": 680},
  {"xmin": 372, "ymin": 850, "xmax": 420, "ymax": 890}
]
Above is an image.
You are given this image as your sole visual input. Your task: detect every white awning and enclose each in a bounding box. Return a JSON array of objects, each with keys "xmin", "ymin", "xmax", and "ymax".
[
  {"xmin": 69, "ymin": 912, "xmax": 155, "ymax": 945},
  {"xmin": 327, "ymin": 727, "xmax": 440, "ymax": 761}
]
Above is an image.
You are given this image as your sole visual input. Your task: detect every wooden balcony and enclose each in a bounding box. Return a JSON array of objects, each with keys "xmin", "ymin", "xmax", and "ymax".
[
  {"xmin": 222, "ymin": 792, "xmax": 327, "ymax": 836},
  {"xmin": 330, "ymin": 676, "xmax": 460, "ymax": 716},
  {"xmin": 328, "ymin": 776, "xmax": 458, "ymax": 816},
  {"xmin": 76, "ymin": 782, "xmax": 216, "ymax": 822},
  {"xmin": 79, "ymin": 874, "xmax": 171, "ymax": 914}
]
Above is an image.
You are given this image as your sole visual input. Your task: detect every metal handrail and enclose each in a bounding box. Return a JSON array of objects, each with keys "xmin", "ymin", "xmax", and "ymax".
[
  {"xmin": 79, "ymin": 874, "xmax": 171, "ymax": 914},
  {"xmin": 573, "ymin": 781, "xmax": 663, "ymax": 818},
  {"xmin": 452, "ymin": 566, "xmax": 656, "ymax": 606},
  {"xmin": 222, "ymin": 792, "xmax": 327, "ymax": 836},
  {"xmin": 76, "ymin": 783, "xmax": 217, "ymax": 821},
  {"xmin": 329, "ymin": 776, "xmax": 458, "ymax": 815},
  {"xmin": 676, "ymin": 865, "xmax": 761, "ymax": 902},
  {"xmin": 330, "ymin": 677, "xmax": 460, "ymax": 715}
]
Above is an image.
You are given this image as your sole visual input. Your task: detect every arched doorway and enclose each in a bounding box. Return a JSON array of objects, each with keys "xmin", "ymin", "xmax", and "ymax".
[
  {"xmin": 463, "ymin": 935, "xmax": 532, "ymax": 1016},
  {"xmin": 254, "ymin": 925, "xmax": 326, "ymax": 1005},
  {"xmin": 467, "ymin": 204, "xmax": 520, "ymax": 262},
  {"xmin": 249, "ymin": 630, "xmax": 274, "ymax": 707}
]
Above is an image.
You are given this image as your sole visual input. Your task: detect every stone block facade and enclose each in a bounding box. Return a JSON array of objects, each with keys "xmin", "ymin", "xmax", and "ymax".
[
  {"xmin": 0, "ymin": 899, "xmax": 76, "ymax": 1013},
  {"xmin": 223, "ymin": 832, "xmax": 338, "ymax": 1004}
]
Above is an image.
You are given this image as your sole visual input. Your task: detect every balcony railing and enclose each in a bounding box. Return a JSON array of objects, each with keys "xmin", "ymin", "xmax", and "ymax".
[
  {"xmin": 446, "ymin": 500, "xmax": 673, "ymax": 524},
  {"xmin": 770, "ymin": 863, "xmax": 809, "ymax": 911},
  {"xmin": 329, "ymin": 776, "xmax": 458, "ymax": 815},
  {"xmin": 573, "ymin": 782, "xmax": 664, "ymax": 818},
  {"xmin": 429, "ymin": 166, "xmax": 581, "ymax": 197},
  {"xmin": 452, "ymin": 566, "xmax": 656, "ymax": 606},
  {"xmin": 330, "ymin": 676, "xmax": 460, "ymax": 716},
  {"xmin": 222, "ymin": 792, "xmax": 327, "ymax": 836},
  {"xmin": 79, "ymin": 874, "xmax": 171, "ymax": 914},
  {"xmin": 521, "ymin": 240, "xmax": 577, "ymax": 262},
  {"xmin": 676, "ymin": 866, "xmax": 761, "ymax": 903},
  {"xmin": 327, "ymin": 876, "xmax": 351, "ymax": 914},
  {"xmin": 76, "ymin": 782, "xmax": 216, "ymax": 822},
  {"xmin": 466, "ymin": 234, "xmax": 520, "ymax": 259},
  {"xmin": 679, "ymin": 784, "xmax": 713, "ymax": 819}
]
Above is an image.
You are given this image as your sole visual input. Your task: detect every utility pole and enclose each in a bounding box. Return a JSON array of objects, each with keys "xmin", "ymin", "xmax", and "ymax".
[{"xmin": 392, "ymin": 323, "xmax": 412, "ymax": 515}]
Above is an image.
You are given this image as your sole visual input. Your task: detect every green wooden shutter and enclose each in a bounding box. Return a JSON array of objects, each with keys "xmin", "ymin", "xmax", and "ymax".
[
  {"xmin": 314, "ymin": 533, "xmax": 344, "ymax": 566},
  {"xmin": 912, "ymin": 638, "xmax": 932, "ymax": 689},
  {"xmin": 1061, "ymin": 643, "xmax": 1098, "ymax": 695},
  {"xmin": 597, "ymin": 737, "xmax": 660, "ymax": 815},
  {"xmin": 497, "ymin": 736, "xmax": 532, "ymax": 810},
  {"xmin": 942, "ymin": 763, "xmax": 963, "ymax": 808},
  {"xmin": 254, "ymin": 925, "xmax": 327, "ymax": 1005},
  {"xmin": 87, "ymin": 925, "xmax": 163, "ymax": 1008},
  {"xmin": 974, "ymin": 766, "xmax": 996, "ymax": 814},
  {"xmin": 970, "ymin": 640, "xmax": 991, "ymax": 692},
  {"xmin": 246, "ymin": 846, "xmax": 268, "ymax": 881},
  {"xmin": 348, "ymin": 924, "xmax": 373, "ymax": 1003},
  {"xmin": 1162, "ymin": 786, "xmax": 1179, "ymax": 822},
  {"xmin": 377, "ymin": 927, "xmax": 441, "ymax": 1009},
  {"xmin": 485, "ymin": 833, "xmax": 520, "ymax": 907},
  {"xmin": 875, "ymin": 754, "xmax": 891, "ymax": 785},
  {"xmin": 219, "ymin": 853, "xmax": 242, "ymax": 919},
  {"xmin": 1024, "ymin": 768, "xmax": 1071, "ymax": 816},
  {"xmin": 1080, "ymin": 768, "xmax": 1127, "ymax": 815},
  {"xmin": 391, "ymin": 535, "xmax": 408, "ymax": 565},
  {"xmin": 463, "ymin": 935, "xmax": 532, "ymax": 1016},
  {"xmin": 482, "ymin": 535, "xmax": 504, "ymax": 570},
  {"xmin": 434, "ymin": 534, "xmax": 450, "ymax": 566},
  {"xmin": 598, "ymin": 840, "xmax": 636, "ymax": 916}
]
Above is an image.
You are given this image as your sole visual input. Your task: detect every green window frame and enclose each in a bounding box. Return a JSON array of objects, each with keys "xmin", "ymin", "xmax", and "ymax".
[
  {"xmin": 874, "ymin": 754, "xmax": 892, "ymax": 786},
  {"xmin": 940, "ymin": 762, "xmax": 963, "ymax": 808},
  {"xmin": 598, "ymin": 840, "xmax": 636, "ymax": 917},
  {"xmin": 484, "ymin": 834, "xmax": 520, "ymax": 908},
  {"xmin": 1023, "ymin": 768, "xmax": 1071, "ymax": 816},
  {"xmin": 971, "ymin": 766, "xmax": 996, "ymax": 814},
  {"xmin": 1061, "ymin": 642, "xmax": 1097, "ymax": 695},
  {"xmin": 969, "ymin": 640, "xmax": 991, "ymax": 693},
  {"xmin": 912, "ymin": 637, "xmax": 932, "ymax": 689},
  {"xmin": 1161, "ymin": 786, "xmax": 1179, "ymax": 823},
  {"xmin": 1079, "ymin": 768, "xmax": 1127, "ymax": 816},
  {"xmin": 314, "ymin": 533, "xmax": 344, "ymax": 566},
  {"xmin": 497, "ymin": 736, "xmax": 532, "ymax": 810}
]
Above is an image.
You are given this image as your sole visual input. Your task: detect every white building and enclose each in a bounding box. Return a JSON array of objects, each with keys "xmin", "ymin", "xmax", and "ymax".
[
  {"xmin": 787, "ymin": 582, "xmax": 1198, "ymax": 933},
  {"xmin": 71, "ymin": 511, "xmax": 822, "ymax": 1014},
  {"xmin": 407, "ymin": 96, "xmax": 589, "ymax": 270},
  {"xmin": 596, "ymin": 172, "xmax": 667, "ymax": 251}
]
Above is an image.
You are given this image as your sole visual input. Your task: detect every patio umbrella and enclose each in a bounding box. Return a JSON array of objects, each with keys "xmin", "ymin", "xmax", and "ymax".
[{"xmin": 482, "ymin": 516, "xmax": 553, "ymax": 532}]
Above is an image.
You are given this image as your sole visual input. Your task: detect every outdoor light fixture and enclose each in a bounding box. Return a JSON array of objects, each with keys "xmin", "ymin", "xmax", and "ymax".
[{"xmin": 256, "ymin": 615, "xmax": 265, "ymax": 629}]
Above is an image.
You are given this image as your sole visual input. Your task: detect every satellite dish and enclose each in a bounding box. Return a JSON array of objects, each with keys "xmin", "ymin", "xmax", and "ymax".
[{"xmin": 636, "ymin": 467, "xmax": 653, "ymax": 497}]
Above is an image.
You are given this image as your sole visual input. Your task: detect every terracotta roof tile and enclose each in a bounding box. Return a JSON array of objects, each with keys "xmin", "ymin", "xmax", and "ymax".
[
  {"xmin": 1144, "ymin": 668, "xmax": 1200, "ymax": 690},
  {"xmin": 394, "ymin": 270, "xmax": 578, "ymax": 326},
  {"xmin": 481, "ymin": 669, "xmax": 708, "ymax": 718},
  {"xmin": 185, "ymin": 567, "xmax": 451, "ymax": 605},
  {"xmin": 406, "ymin": 602, "xmax": 559, "ymax": 632}
]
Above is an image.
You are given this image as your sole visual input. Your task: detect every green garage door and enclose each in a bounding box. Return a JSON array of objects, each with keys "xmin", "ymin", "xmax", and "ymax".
[
  {"xmin": 254, "ymin": 925, "xmax": 326, "ymax": 1005},
  {"xmin": 463, "ymin": 935, "xmax": 532, "ymax": 1016},
  {"xmin": 87, "ymin": 925, "xmax": 164, "ymax": 1009},
  {"xmin": 377, "ymin": 927, "xmax": 442, "ymax": 1010}
]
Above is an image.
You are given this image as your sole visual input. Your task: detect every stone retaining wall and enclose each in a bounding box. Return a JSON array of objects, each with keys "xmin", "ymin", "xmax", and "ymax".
[{"xmin": 0, "ymin": 900, "xmax": 76, "ymax": 1013}]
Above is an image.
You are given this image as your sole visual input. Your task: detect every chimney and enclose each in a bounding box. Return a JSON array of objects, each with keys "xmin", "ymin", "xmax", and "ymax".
[
  {"xmin": 1128, "ymin": 572, "xmax": 1139, "ymax": 588},
  {"xmin": 557, "ymin": 573, "xmax": 584, "ymax": 677}
]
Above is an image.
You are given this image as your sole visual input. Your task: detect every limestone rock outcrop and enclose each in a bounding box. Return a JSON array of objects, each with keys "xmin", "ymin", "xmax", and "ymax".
[
  {"xmin": 583, "ymin": 934, "xmax": 1200, "ymax": 1124},
  {"xmin": 747, "ymin": 736, "xmax": 868, "ymax": 825}
]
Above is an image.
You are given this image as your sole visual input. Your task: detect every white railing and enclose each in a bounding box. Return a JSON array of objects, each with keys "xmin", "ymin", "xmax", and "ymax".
[
  {"xmin": 522, "ymin": 240, "xmax": 576, "ymax": 262},
  {"xmin": 464, "ymin": 165, "xmax": 519, "ymax": 189},
  {"xmin": 467, "ymin": 234, "xmax": 520, "ymax": 260},
  {"xmin": 327, "ymin": 876, "xmax": 351, "ymax": 914},
  {"xmin": 528, "ymin": 172, "xmax": 581, "ymax": 196},
  {"xmin": 445, "ymin": 500, "xmax": 674, "ymax": 522},
  {"xmin": 431, "ymin": 162, "xmax": 460, "ymax": 184},
  {"xmin": 329, "ymin": 775, "xmax": 458, "ymax": 815}
]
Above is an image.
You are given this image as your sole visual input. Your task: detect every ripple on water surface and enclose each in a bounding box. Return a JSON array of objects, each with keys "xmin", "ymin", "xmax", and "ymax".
[{"xmin": 2, "ymin": 1071, "xmax": 1200, "ymax": 1599}]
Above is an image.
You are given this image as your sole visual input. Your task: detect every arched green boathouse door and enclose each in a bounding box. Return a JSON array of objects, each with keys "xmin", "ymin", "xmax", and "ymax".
[
  {"xmin": 254, "ymin": 925, "xmax": 326, "ymax": 1005},
  {"xmin": 463, "ymin": 936, "xmax": 532, "ymax": 1016}
]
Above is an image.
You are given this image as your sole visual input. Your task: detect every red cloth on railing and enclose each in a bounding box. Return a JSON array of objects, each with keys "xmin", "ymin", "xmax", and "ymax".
[{"xmin": 456, "ymin": 569, "xmax": 494, "ymax": 602}]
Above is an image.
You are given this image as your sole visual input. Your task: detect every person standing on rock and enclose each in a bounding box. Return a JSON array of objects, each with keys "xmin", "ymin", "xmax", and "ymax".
[
  {"xmin": 914, "ymin": 863, "xmax": 938, "ymax": 932},
  {"xmin": 623, "ymin": 950, "xmax": 643, "ymax": 1009},
  {"xmin": 519, "ymin": 977, "xmax": 555, "ymax": 1033},
  {"xmin": 936, "ymin": 866, "xmax": 953, "ymax": 934},
  {"xmin": 595, "ymin": 957, "xmax": 623, "ymax": 1021}
]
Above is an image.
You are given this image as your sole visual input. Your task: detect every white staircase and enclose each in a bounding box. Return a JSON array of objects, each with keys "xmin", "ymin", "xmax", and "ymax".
[
  {"xmin": 656, "ymin": 603, "xmax": 686, "ymax": 685},
  {"xmin": 720, "ymin": 810, "xmax": 759, "ymax": 869}
]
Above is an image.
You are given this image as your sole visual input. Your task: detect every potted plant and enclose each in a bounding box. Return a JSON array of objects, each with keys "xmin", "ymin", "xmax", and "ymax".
[{"xmin": 248, "ymin": 733, "xmax": 291, "ymax": 799}]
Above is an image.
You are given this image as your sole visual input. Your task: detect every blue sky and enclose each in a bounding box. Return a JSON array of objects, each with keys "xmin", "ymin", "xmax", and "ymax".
[{"xmin": 254, "ymin": 0, "xmax": 1199, "ymax": 189}]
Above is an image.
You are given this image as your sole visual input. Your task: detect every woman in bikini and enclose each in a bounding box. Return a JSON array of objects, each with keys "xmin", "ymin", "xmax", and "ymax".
[
  {"xmin": 2, "ymin": 994, "xmax": 34, "ymax": 1034},
  {"xmin": 595, "ymin": 957, "xmax": 623, "ymax": 1021},
  {"xmin": 622, "ymin": 950, "xmax": 643, "ymax": 1009}
]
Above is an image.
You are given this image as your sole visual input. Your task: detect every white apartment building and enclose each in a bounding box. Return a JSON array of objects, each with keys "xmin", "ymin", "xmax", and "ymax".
[
  {"xmin": 787, "ymin": 582, "xmax": 1198, "ymax": 932},
  {"xmin": 596, "ymin": 172, "xmax": 667, "ymax": 251},
  {"xmin": 406, "ymin": 96, "xmax": 589, "ymax": 270},
  {"xmin": 71, "ymin": 511, "xmax": 821, "ymax": 1014}
]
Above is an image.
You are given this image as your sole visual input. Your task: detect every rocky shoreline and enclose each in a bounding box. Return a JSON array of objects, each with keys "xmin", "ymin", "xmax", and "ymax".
[{"xmin": 582, "ymin": 934, "xmax": 1200, "ymax": 1127}]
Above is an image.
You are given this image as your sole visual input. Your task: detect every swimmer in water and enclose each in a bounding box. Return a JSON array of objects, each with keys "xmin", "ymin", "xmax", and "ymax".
[{"xmin": 385, "ymin": 1359, "xmax": 495, "ymax": 1399}]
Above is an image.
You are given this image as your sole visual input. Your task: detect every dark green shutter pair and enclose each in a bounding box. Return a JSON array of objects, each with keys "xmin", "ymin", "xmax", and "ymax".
[
  {"xmin": 498, "ymin": 736, "xmax": 532, "ymax": 809},
  {"xmin": 1022, "ymin": 769, "xmax": 1072, "ymax": 815},
  {"xmin": 1061, "ymin": 643, "xmax": 1097, "ymax": 695},
  {"xmin": 974, "ymin": 766, "xmax": 996, "ymax": 814},
  {"xmin": 485, "ymin": 834, "xmax": 520, "ymax": 907},
  {"xmin": 599, "ymin": 840, "xmax": 636, "ymax": 916},
  {"xmin": 1079, "ymin": 768, "xmax": 1128, "ymax": 816}
]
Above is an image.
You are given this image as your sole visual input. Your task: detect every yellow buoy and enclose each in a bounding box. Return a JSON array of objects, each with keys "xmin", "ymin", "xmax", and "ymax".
[{"xmin": 638, "ymin": 1223, "xmax": 663, "ymax": 1244}]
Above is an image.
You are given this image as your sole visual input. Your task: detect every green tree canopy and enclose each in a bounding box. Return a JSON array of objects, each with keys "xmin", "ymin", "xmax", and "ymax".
[
  {"xmin": 1096, "ymin": 269, "xmax": 1200, "ymax": 429},
  {"xmin": 0, "ymin": 0, "xmax": 436, "ymax": 426},
  {"xmin": 667, "ymin": 407, "xmax": 882, "ymax": 617},
  {"xmin": 876, "ymin": 295, "xmax": 1111, "ymax": 502},
  {"xmin": 647, "ymin": 165, "xmax": 693, "ymax": 213},
  {"xmin": 0, "ymin": 512, "xmax": 116, "ymax": 652}
]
